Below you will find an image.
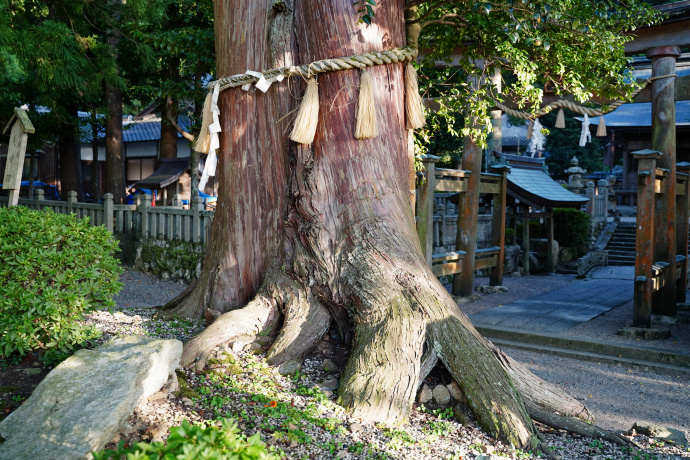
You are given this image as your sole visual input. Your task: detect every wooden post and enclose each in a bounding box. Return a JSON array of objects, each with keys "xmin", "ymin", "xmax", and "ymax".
[
  {"xmin": 416, "ymin": 154, "xmax": 438, "ymax": 266},
  {"xmin": 139, "ymin": 194, "xmax": 151, "ymax": 239},
  {"xmin": 522, "ymin": 205, "xmax": 530, "ymax": 274},
  {"xmin": 104, "ymin": 193, "xmax": 114, "ymax": 233},
  {"xmin": 489, "ymin": 165, "xmax": 510, "ymax": 286},
  {"xmin": 648, "ymin": 46, "xmax": 680, "ymax": 316},
  {"xmin": 676, "ymin": 162, "xmax": 690, "ymax": 303},
  {"xmin": 67, "ymin": 191, "xmax": 77, "ymax": 214},
  {"xmin": 2, "ymin": 108, "xmax": 35, "ymax": 206},
  {"xmin": 633, "ymin": 149, "xmax": 661, "ymax": 328},
  {"xmin": 546, "ymin": 211, "xmax": 555, "ymax": 273},
  {"xmin": 192, "ymin": 196, "xmax": 204, "ymax": 243},
  {"xmin": 35, "ymin": 189, "xmax": 44, "ymax": 210},
  {"xmin": 453, "ymin": 135, "xmax": 483, "ymax": 297}
]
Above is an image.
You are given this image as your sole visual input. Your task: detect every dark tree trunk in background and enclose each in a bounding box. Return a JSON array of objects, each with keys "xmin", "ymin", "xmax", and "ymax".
[
  {"xmin": 163, "ymin": 0, "xmax": 606, "ymax": 449},
  {"xmin": 160, "ymin": 96, "xmax": 178, "ymax": 162},
  {"xmin": 105, "ymin": 82, "xmax": 126, "ymax": 204},
  {"xmin": 58, "ymin": 104, "xmax": 84, "ymax": 201}
]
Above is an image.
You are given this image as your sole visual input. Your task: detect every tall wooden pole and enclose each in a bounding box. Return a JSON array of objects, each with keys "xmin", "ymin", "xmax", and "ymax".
[
  {"xmin": 648, "ymin": 46, "xmax": 680, "ymax": 316},
  {"xmin": 489, "ymin": 165, "xmax": 509, "ymax": 286}
]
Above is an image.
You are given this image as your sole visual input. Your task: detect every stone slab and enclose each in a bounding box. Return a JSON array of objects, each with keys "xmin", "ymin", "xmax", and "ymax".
[{"xmin": 0, "ymin": 336, "xmax": 182, "ymax": 460}]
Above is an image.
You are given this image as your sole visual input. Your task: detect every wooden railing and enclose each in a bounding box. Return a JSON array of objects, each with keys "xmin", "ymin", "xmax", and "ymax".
[{"xmin": 0, "ymin": 190, "xmax": 215, "ymax": 245}]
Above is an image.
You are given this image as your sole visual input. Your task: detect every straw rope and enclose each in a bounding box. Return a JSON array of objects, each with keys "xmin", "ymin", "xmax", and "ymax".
[
  {"xmin": 494, "ymin": 74, "xmax": 678, "ymax": 120},
  {"xmin": 210, "ymin": 46, "xmax": 419, "ymax": 92}
]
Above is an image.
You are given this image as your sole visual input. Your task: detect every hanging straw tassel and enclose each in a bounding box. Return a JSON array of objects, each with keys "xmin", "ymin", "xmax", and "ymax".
[
  {"xmin": 555, "ymin": 108, "xmax": 565, "ymax": 129},
  {"xmin": 596, "ymin": 115, "xmax": 607, "ymax": 137},
  {"xmin": 354, "ymin": 69, "xmax": 379, "ymax": 139},
  {"xmin": 405, "ymin": 63, "xmax": 425, "ymax": 129},
  {"xmin": 527, "ymin": 120, "xmax": 534, "ymax": 139},
  {"xmin": 290, "ymin": 77, "xmax": 320, "ymax": 144},
  {"xmin": 193, "ymin": 90, "xmax": 213, "ymax": 153}
]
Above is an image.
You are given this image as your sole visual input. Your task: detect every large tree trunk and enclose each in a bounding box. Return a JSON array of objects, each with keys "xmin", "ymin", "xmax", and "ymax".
[
  {"xmin": 162, "ymin": 0, "xmax": 608, "ymax": 449},
  {"xmin": 105, "ymin": 82, "xmax": 126, "ymax": 204},
  {"xmin": 57, "ymin": 104, "xmax": 84, "ymax": 201}
]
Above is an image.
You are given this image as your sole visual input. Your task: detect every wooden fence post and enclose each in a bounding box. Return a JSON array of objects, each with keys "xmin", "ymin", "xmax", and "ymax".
[
  {"xmin": 633, "ymin": 149, "xmax": 661, "ymax": 328},
  {"xmin": 35, "ymin": 189, "xmax": 44, "ymax": 210},
  {"xmin": 67, "ymin": 191, "xmax": 77, "ymax": 214},
  {"xmin": 489, "ymin": 164, "xmax": 510, "ymax": 286},
  {"xmin": 416, "ymin": 154, "xmax": 439, "ymax": 266},
  {"xmin": 192, "ymin": 196, "xmax": 204, "ymax": 243},
  {"xmin": 138, "ymin": 194, "xmax": 151, "ymax": 239},
  {"xmin": 104, "ymin": 193, "xmax": 114, "ymax": 233},
  {"xmin": 598, "ymin": 179, "xmax": 609, "ymax": 222}
]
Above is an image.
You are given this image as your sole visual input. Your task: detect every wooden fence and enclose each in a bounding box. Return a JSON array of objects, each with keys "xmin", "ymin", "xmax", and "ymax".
[{"xmin": 0, "ymin": 190, "xmax": 215, "ymax": 245}]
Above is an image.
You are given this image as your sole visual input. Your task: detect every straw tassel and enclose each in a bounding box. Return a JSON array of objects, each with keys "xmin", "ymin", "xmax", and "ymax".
[
  {"xmin": 555, "ymin": 108, "xmax": 565, "ymax": 129},
  {"xmin": 193, "ymin": 90, "xmax": 213, "ymax": 153},
  {"xmin": 290, "ymin": 77, "xmax": 320, "ymax": 144},
  {"xmin": 354, "ymin": 69, "xmax": 378, "ymax": 139},
  {"xmin": 404, "ymin": 63, "xmax": 425, "ymax": 129},
  {"xmin": 527, "ymin": 120, "xmax": 534, "ymax": 139},
  {"xmin": 596, "ymin": 115, "xmax": 607, "ymax": 137}
]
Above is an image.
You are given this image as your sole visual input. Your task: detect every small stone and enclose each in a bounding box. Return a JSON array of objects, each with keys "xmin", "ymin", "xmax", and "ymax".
[
  {"xmin": 181, "ymin": 397, "xmax": 194, "ymax": 407},
  {"xmin": 323, "ymin": 390, "xmax": 333, "ymax": 398},
  {"xmin": 119, "ymin": 424, "xmax": 135, "ymax": 437},
  {"xmin": 146, "ymin": 422, "xmax": 170, "ymax": 439},
  {"xmin": 290, "ymin": 440, "xmax": 299, "ymax": 448},
  {"xmin": 147, "ymin": 391, "xmax": 168, "ymax": 403},
  {"xmin": 480, "ymin": 444, "xmax": 495, "ymax": 454},
  {"xmin": 244, "ymin": 342, "xmax": 262, "ymax": 352},
  {"xmin": 230, "ymin": 342, "xmax": 244, "ymax": 353},
  {"xmin": 32, "ymin": 362, "xmax": 40, "ymax": 367},
  {"xmin": 349, "ymin": 423, "xmax": 364, "ymax": 434},
  {"xmin": 319, "ymin": 359, "xmax": 337, "ymax": 373},
  {"xmin": 317, "ymin": 377, "xmax": 339, "ymax": 391},
  {"xmin": 278, "ymin": 360, "xmax": 301, "ymax": 376},
  {"xmin": 631, "ymin": 422, "xmax": 688, "ymax": 446},
  {"xmin": 432, "ymin": 384, "xmax": 451, "ymax": 406},
  {"xmin": 316, "ymin": 341, "xmax": 334, "ymax": 356},
  {"xmin": 446, "ymin": 382, "xmax": 465, "ymax": 402},
  {"xmin": 22, "ymin": 368, "xmax": 42, "ymax": 376},
  {"xmin": 417, "ymin": 384, "xmax": 433, "ymax": 404},
  {"xmin": 336, "ymin": 449, "xmax": 349, "ymax": 458},
  {"xmin": 495, "ymin": 285, "xmax": 508, "ymax": 293}
]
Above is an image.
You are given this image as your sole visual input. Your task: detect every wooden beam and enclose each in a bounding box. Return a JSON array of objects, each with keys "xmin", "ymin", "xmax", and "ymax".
[{"xmin": 624, "ymin": 19, "xmax": 690, "ymax": 55}]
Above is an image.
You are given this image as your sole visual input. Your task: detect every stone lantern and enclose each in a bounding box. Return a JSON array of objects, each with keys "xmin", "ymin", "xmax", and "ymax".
[{"xmin": 565, "ymin": 156, "xmax": 587, "ymax": 194}]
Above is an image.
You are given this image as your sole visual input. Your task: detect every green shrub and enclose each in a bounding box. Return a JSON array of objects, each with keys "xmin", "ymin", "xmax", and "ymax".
[
  {"xmin": 0, "ymin": 207, "xmax": 122, "ymax": 359},
  {"xmin": 553, "ymin": 208, "xmax": 591, "ymax": 256},
  {"xmin": 93, "ymin": 419, "xmax": 280, "ymax": 460},
  {"xmin": 505, "ymin": 228, "xmax": 515, "ymax": 244}
]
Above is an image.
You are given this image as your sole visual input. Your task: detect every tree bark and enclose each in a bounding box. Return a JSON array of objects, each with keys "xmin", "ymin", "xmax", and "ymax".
[
  {"xmin": 57, "ymin": 104, "xmax": 84, "ymax": 201},
  {"xmin": 163, "ymin": 0, "xmax": 601, "ymax": 449},
  {"xmin": 160, "ymin": 95, "xmax": 178, "ymax": 162},
  {"xmin": 105, "ymin": 82, "xmax": 126, "ymax": 204}
]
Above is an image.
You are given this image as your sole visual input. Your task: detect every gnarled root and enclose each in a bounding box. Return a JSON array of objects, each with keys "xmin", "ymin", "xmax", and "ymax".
[
  {"xmin": 266, "ymin": 283, "xmax": 331, "ymax": 365},
  {"xmin": 490, "ymin": 345, "xmax": 595, "ymax": 422},
  {"xmin": 528, "ymin": 404, "xmax": 639, "ymax": 448}
]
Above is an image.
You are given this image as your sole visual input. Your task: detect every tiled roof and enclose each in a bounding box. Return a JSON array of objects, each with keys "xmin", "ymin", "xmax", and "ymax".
[
  {"xmin": 584, "ymin": 100, "xmax": 690, "ymax": 128},
  {"xmin": 135, "ymin": 158, "xmax": 190, "ymax": 188},
  {"xmin": 81, "ymin": 115, "xmax": 192, "ymax": 143},
  {"xmin": 507, "ymin": 167, "xmax": 589, "ymax": 208}
]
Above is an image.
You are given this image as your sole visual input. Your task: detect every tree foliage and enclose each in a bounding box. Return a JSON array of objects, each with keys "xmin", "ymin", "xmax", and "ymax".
[{"xmin": 406, "ymin": 0, "xmax": 661, "ymax": 147}]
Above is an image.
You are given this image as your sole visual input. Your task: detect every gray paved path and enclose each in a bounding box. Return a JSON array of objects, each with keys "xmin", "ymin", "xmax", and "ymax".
[{"xmin": 470, "ymin": 266, "xmax": 635, "ymax": 334}]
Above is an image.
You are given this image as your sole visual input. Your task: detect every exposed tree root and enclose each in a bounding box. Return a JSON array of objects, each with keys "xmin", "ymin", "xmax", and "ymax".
[
  {"xmin": 528, "ymin": 404, "xmax": 639, "ymax": 448},
  {"xmin": 266, "ymin": 286, "xmax": 331, "ymax": 365},
  {"xmin": 180, "ymin": 288, "xmax": 282, "ymax": 367},
  {"xmin": 491, "ymin": 346, "xmax": 595, "ymax": 422}
]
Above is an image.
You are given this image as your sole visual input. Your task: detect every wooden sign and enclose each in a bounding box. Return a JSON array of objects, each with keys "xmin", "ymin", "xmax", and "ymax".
[{"xmin": 2, "ymin": 108, "xmax": 35, "ymax": 206}]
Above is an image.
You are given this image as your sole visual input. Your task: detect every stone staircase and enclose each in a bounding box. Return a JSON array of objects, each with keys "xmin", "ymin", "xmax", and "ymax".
[
  {"xmin": 605, "ymin": 222, "xmax": 690, "ymax": 265},
  {"xmin": 606, "ymin": 222, "xmax": 637, "ymax": 265}
]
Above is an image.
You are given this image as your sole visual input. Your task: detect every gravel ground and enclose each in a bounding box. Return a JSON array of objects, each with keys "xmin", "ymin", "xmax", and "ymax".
[{"xmin": 86, "ymin": 269, "xmax": 690, "ymax": 459}]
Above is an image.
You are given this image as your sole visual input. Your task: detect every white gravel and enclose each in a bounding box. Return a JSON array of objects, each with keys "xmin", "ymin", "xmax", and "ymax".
[{"xmin": 88, "ymin": 270, "xmax": 690, "ymax": 459}]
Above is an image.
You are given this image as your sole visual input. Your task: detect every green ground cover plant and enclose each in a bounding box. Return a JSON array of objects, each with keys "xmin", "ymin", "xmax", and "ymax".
[{"xmin": 0, "ymin": 207, "xmax": 122, "ymax": 361}]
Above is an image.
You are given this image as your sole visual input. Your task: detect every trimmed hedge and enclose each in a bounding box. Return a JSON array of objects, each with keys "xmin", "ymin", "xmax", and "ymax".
[
  {"xmin": 0, "ymin": 206, "xmax": 122, "ymax": 359},
  {"xmin": 553, "ymin": 208, "xmax": 591, "ymax": 256}
]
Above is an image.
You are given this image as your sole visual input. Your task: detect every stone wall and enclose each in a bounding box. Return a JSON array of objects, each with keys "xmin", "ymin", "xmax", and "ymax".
[{"xmin": 134, "ymin": 239, "xmax": 206, "ymax": 283}]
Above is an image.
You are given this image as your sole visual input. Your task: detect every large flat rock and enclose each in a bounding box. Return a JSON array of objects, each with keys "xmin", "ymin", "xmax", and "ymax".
[{"xmin": 0, "ymin": 335, "xmax": 182, "ymax": 460}]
